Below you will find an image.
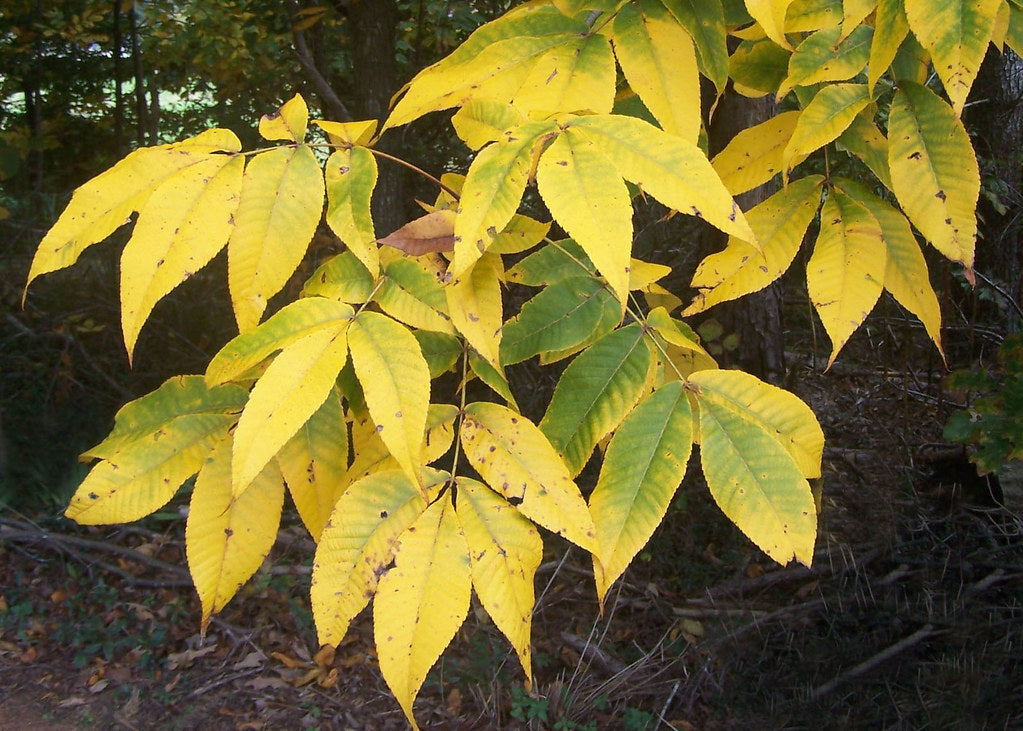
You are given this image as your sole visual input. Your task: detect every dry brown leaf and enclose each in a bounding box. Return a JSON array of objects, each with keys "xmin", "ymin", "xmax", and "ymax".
[{"xmin": 378, "ymin": 209, "xmax": 456, "ymax": 255}]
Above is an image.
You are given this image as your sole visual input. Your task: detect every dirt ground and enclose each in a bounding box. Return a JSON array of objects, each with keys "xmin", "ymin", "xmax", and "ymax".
[{"xmin": 2, "ymin": 326, "xmax": 1022, "ymax": 730}]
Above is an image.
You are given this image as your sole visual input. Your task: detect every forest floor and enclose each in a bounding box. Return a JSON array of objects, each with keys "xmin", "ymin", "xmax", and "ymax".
[{"xmin": 2, "ymin": 324, "xmax": 1022, "ymax": 730}]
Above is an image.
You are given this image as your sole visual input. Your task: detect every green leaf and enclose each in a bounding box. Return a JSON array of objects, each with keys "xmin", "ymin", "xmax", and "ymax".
[
  {"xmin": 729, "ymin": 38, "xmax": 791, "ymax": 96},
  {"xmin": 120, "ymin": 154, "xmax": 244, "ymax": 360},
  {"xmin": 451, "ymin": 120, "xmax": 555, "ymax": 280},
  {"xmin": 461, "ymin": 402, "xmax": 597, "ymax": 552},
  {"xmin": 690, "ymin": 370, "xmax": 818, "ymax": 566},
  {"xmin": 414, "ymin": 331, "xmax": 463, "ymax": 378},
  {"xmin": 277, "ymin": 387, "xmax": 349, "ymax": 541},
  {"xmin": 26, "ymin": 129, "xmax": 241, "ymax": 294},
  {"xmin": 68, "ymin": 376, "xmax": 246, "ymax": 525},
  {"xmin": 468, "ymin": 350, "xmax": 519, "ymax": 409},
  {"xmin": 904, "ymin": 0, "xmax": 1001, "ymax": 116},
  {"xmin": 779, "ymin": 25, "xmax": 873, "ymax": 98},
  {"xmin": 375, "ymin": 257, "xmax": 454, "ymax": 334},
  {"xmin": 783, "ymin": 84, "xmax": 871, "ymax": 178},
  {"xmin": 375, "ymin": 496, "xmax": 470, "ymax": 730},
  {"xmin": 187, "ymin": 437, "xmax": 285, "ymax": 630},
  {"xmin": 311, "ymin": 470, "xmax": 431, "ymax": 646},
  {"xmin": 568, "ymin": 115, "xmax": 755, "ymax": 243},
  {"xmin": 501, "ymin": 276, "xmax": 621, "ymax": 366},
  {"xmin": 661, "ymin": 0, "xmax": 730, "ymax": 95},
  {"xmin": 228, "ymin": 145, "xmax": 325, "ymax": 331},
  {"xmin": 806, "ymin": 190, "xmax": 886, "ymax": 367},
  {"xmin": 686, "ymin": 176, "xmax": 824, "ymax": 314},
  {"xmin": 589, "ymin": 382, "xmax": 693, "ymax": 605},
  {"xmin": 232, "ymin": 320, "xmax": 350, "ymax": 495},
  {"xmin": 612, "ymin": 0, "xmax": 701, "ymax": 141},
  {"xmin": 711, "ymin": 110, "xmax": 800, "ymax": 196},
  {"xmin": 540, "ymin": 324, "xmax": 652, "ymax": 477},
  {"xmin": 348, "ymin": 311, "xmax": 432, "ymax": 489},
  {"xmin": 834, "ymin": 177, "xmax": 944, "ymax": 359},
  {"xmin": 325, "ymin": 146, "xmax": 379, "ymax": 276},
  {"xmin": 206, "ymin": 298, "xmax": 355, "ymax": 386},
  {"xmin": 455, "ymin": 477, "xmax": 542, "ymax": 685},
  {"xmin": 505, "ymin": 239, "xmax": 594, "ymax": 286},
  {"xmin": 887, "ymin": 81, "xmax": 979, "ymax": 277}
]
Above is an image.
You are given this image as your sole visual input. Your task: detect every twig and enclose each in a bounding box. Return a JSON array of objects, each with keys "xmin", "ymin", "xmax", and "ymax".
[{"xmin": 808, "ymin": 624, "xmax": 939, "ymax": 701}]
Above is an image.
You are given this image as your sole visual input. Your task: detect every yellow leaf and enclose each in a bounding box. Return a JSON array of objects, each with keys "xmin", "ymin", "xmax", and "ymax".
[
  {"xmin": 228, "ymin": 145, "xmax": 325, "ymax": 332},
  {"xmin": 67, "ymin": 376, "xmax": 246, "ymax": 524},
  {"xmin": 645, "ymin": 307, "xmax": 718, "ymax": 376},
  {"xmin": 887, "ymin": 82, "xmax": 978, "ymax": 277},
  {"xmin": 325, "ymin": 147, "xmax": 378, "ymax": 276},
  {"xmin": 589, "ymin": 383, "xmax": 692, "ymax": 606},
  {"xmin": 746, "ymin": 0, "xmax": 797, "ymax": 49},
  {"xmin": 186, "ymin": 437, "xmax": 285, "ymax": 631},
  {"xmin": 782, "ymin": 84, "xmax": 871, "ymax": 178},
  {"xmin": 904, "ymin": 0, "xmax": 1001, "ymax": 116},
  {"xmin": 347, "ymin": 311, "xmax": 431, "ymax": 489},
  {"xmin": 446, "ymin": 251, "xmax": 504, "ymax": 367},
  {"xmin": 806, "ymin": 190, "xmax": 886, "ymax": 367},
  {"xmin": 868, "ymin": 0, "xmax": 910, "ymax": 93},
  {"xmin": 690, "ymin": 369, "xmax": 818, "ymax": 566},
  {"xmin": 311, "ymin": 470, "xmax": 433, "ymax": 646},
  {"xmin": 835, "ymin": 177, "xmax": 944, "ymax": 360},
  {"xmin": 232, "ymin": 322, "xmax": 350, "ymax": 495},
  {"xmin": 686, "ymin": 175, "xmax": 824, "ymax": 315},
  {"xmin": 535, "ymin": 130, "xmax": 633, "ymax": 305},
  {"xmin": 511, "ymin": 32, "xmax": 616, "ymax": 116},
  {"xmin": 120, "ymin": 153, "xmax": 244, "ymax": 360},
  {"xmin": 27, "ymin": 129, "xmax": 240, "ymax": 295},
  {"xmin": 785, "ymin": 0, "xmax": 843, "ymax": 32},
  {"xmin": 455, "ymin": 477, "xmax": 541, "ymax": 685},
  {"xmin": 612, "ymin": 0, "xmax": 701, "ymax": 141},
  {"xmin": 660, "ymin": 0, "xmax": 730, "ymax": 95},
  {"xmin": 314, "ymin": 119, "xmax": 377, "ymax": 147},
  {"xmin": 452, "ymin": 99, "xmax": 526, "ymax": 151},
  {"xmin": 277, "ymin": 387, "xmax": 349, "ymax": 541},
  {"xmin": 778, "ymin": 25, "xmax": 872, "ymax": 99},
  {"xmin": 841, "ymin": 0, "xmax": 877, "ymax": 40},
  {"xmin": 258, "ymin": 93, "xmax": 309, "ymax": 142},
  {"xmin": 461, "ymin": 402, "xmax": 597, "ymax": 552},
  {"xmin": 569, "ymin": 115, "xmax": 755, "ymax": 243},
  {"xmin": 711, "ymin": 110, "xmax": 800, "ymax": 196},
  {"xmin": 374, "ymin": 497, "xmax": 470, "ymax": 730}
]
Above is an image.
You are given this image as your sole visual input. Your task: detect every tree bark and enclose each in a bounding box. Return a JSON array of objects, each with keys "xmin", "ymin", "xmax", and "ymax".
[{"xmin": 703, "ymin": 92, "xmax": 786, "ymax": 383}]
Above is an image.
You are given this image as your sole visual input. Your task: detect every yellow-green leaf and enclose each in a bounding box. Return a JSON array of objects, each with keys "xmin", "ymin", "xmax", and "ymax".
[
  {"xmin": 461, "ymin": 402, "xmax": 597, "ymax": 552},
  {"xmin": 569, "ymin": 115, "xmax": 754, "ymax": 243},
  {"xmin": 887, "ymin": 81, "xmax": 978, "ymax": 277},
  {"xmin": 258, "ymin": 93, "xmax": 309, "ymax": 142},
  {"xmin": 783, "ymin": 84, "xmax": 871, "ymax": 178},
  {"xmin": 374, "ymin": 496, "xmax": 470, "ymax": 730},
  {"xmin": 186, "ymin": 437, "xmax": 285, "ymax": 630},
  {"xmin": 452, "ymin": 120, "xmax": 554, "ymax": 280},
  {"xmin": 661, "ymin": 0, "xmax": 729, "ymax": 94},
  {"xmin": 589, "ymin": 382, "xmax": 692, "ymax": 605},
  {"xmin": 711, "ymin": 110, "xmax": 800, "ymax": 196},
  {"xmin": 311, "ymin": 470, "xmax": 430, "ymax": 646},
  {"xmin": 325, "ymin": 146, "xmax": 379, "ymax": 276},
  {"xmin": 348, "ymin": 311, "xmax": 431, "ymax": 488},
  {"xmin": 645, "ymin": 307, "xmax": 718, "ymax": 376},
  {"xmin": 785, "ymin": 0, "xmax": 843, "ymax": 32},
  {"xmin": 806, "ymin": 190, "xmax": 886, "ymax": 367},
  {"xmin": 67, "ymin": 376, "xmax": 246, "ymax": 524},
  {"xmin": 301, "ymin": 251, "xmax": 375, "ymax": 304},
  {"xmin": 836, "ymin": 112, "xmax": 893, "ymax": 190},
  {"xmin": 841, "ymin": 0, "xmax": 877, "ymax": 40},
  {"xmin": 232, "ymin": 321, "xmax": 351, "ymax": 495},
  {"xmin": 1008, "ymin": 2, "xmax": 1023, "ymax": 55},
  {"xmin": 206, "ymin": 298, "xmax": 354, "ymax": 386},
  {"xmin": 869, "ymin": 0, "xmax": 910, "ymax": 92},
  {"xmin": 120, "ymin": 154, "xmax": 244, "ymax": 360},
  {"xmin": 779, "ymin": 25, "xmax": 873, "ymax": 98},
  {"xmin": 690, "ymin": 370, "xmax": 818, "ymax": 566},
  {"xmin": 686, "ymin": 175, "xmax": 824, "ymax": 314},
  {"xmin": 729, "ymin": 38, "xmax": 792, "ymax": 96},
  {"xmin": 612, "ymin": 0, "xmax": 701, "ymax": 141},
  {"xmin": 835, "ymin": 177, "xmax": 944, "ymax": 358},
  {"xmin": 375, "ymin": 257, "xmax": 454, "ymax": 334},
  {"xmin": 455, "ymin": 477, "xmax": 542, "ymax": 685},
  {"xmin": 26, "ymin": 129, "xmax": 241, "ymax": 293},
  {"xmin": 277, "ymin": 387, "xmax": 349, "ymax": 541},
  {"xmin": 746, "ymin": 0, "xmax": 797, "ymax": 49},
  {"xmin": 536, "ymin": 130, "xmax": 633, "ymax": 305},
  {"xmin": 540, "ymin": 324, "xmax": 652, "ymax": 477},
  {"xmin": 904, "ymin": 0, "xmax": 1001, "ymax": 116},
  {"xmin": 446, "ymin": 251, "xmax": 504, "ymax": 367},
  {"xmin": 228, "ymin": 145, "xmax": 325, "ymax": 332},
  {"xmin": 452, "ymin": 99, "xmax": 526, "ymax": 150}
]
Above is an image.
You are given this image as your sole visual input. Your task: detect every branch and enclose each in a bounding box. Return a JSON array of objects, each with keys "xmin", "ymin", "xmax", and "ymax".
[{"xmin": 286, "ymin": 0, "xmax": 354, "ymax": 122}]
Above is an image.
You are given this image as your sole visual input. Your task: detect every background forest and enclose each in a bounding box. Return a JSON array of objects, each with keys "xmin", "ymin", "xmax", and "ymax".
[{"xmin": 2, "ymin": 1, "xmax": 1023, "ymax": 728}]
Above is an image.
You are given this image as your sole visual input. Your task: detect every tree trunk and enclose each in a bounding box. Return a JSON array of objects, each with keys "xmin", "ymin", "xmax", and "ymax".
[
  {"xmin": 129, "ymin": 2, "xmax": 149, "ymax": 145},
  {"xmin": 703, "ymin": 92, "xmax": 786, "ymax": 383}
]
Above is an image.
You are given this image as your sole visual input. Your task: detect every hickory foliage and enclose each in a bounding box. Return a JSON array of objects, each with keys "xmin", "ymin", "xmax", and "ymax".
[{"xmin": 27, "ymin": 0, "xmax": 1012, "ymax": 725}]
